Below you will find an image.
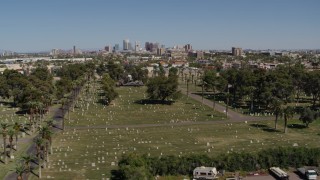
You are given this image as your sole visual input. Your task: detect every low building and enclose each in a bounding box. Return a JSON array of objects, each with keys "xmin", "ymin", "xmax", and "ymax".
[{"xmin": 171, "ymin": 60, "xmax": 189, "ymax": 68}]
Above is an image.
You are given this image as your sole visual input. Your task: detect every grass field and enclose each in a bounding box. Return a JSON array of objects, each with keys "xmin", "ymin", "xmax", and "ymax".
[
  {"xmin": 67, "ymin": 86, "xmax": 226, "ymax": 127},
  {"xmin": 33, "ymin": 85, "xmax": 320, "ymax": 180},
  {"xmin": 37, "ymin": 120, "xmax": 320, "ymax": 179},
  {"xmin": 0, "ymin": 102, "xmax": 29, "ymax": 124}
]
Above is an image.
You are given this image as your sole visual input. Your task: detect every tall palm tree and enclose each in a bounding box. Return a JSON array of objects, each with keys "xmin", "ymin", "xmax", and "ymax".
[
  {"xmin": 14, "ymin": 162, "xmax": 26, "ymax": 180},
  {"xmin": 39, "ymin": 126, "xmax": 53, "ymax": 163},
  {"xmin": 282, "ymin": 106, "xmax": 294, "ymax": 133},
  {"xmin": 8, "ymin": 129, "xmax": 15, "ymax": 158},
  {"xmin": 1, "ymin": 123, "xmax": 10, "ymax": 164},
  {"xmin": 43, "ymin": 93, "xmax": 53, "ymax": 114},
  {"xmin": 13, "ymin": 122, "xmax": 21, "ymax": 150},
  {"xmin": 26, "ymin": 101, "xmax": 37, "ymax": 132},
  {"xmin": 21, "ymin": 154, "xmax": 34, "ymax": 176},
  {"xmin": 35, "ymin": 102, "xmax": 44, "ymax": 126},
  {"xmin": 61, "ymin": 99, "xmax": 66, "ymax": 130},
  {"xmin": 33, "ymin": 137, "xmax": 44, "ymax": 178},
  {"xmin": 46, "ymin": 119, "xmax": 54, "ymax": 128},
  {"xmin": 270, "ymin": 98, "xmax": 283, "ymax": 130}
]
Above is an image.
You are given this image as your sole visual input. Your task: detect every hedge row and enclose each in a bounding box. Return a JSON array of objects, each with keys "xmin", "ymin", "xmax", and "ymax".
[{"xmin": 114, "ymin": 147, "xmax": 320, "ymax": 179}]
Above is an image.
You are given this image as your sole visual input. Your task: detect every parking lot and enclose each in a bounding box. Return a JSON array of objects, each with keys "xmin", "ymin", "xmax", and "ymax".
[{"xmin": 244, "ymin": 172, "xmax": 303, "ymax": 180}]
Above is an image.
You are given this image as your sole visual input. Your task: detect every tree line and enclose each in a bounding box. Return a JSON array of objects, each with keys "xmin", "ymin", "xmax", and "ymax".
[
  {"xmin": 0, "ymin": 61, "xmax": 95, "ymax": 178},
  {"xmin": 115, "ymin": 147, "xmax": 320, "ymax": 179},
  {"xmin": 198, "ymin": 63, "xmax": 320, "ymax": 111},
  {"xmin": 188, "ymin": 63, "xmax": 320, "ymax": 131}
]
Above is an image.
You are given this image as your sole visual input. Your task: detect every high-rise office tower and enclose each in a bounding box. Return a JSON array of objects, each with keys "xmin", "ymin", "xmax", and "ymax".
[
  {"xmin": 185, "ymin": 44, "xmax": 192, "ymax": 52},
  {"xmin": 51, "ymin": 49, "xmax": 60, "ymax": 56},
  {"xmin": 153, "ymin": 42, "xmax": 159, "ymax": 52},
  {"xmin": 113, "ymin": 44, "xmax": 120, "ymax": 52},
  {"xmin": 232, "ymin": 47, "xmax": 242, "ymax": 56},
  {"xmin": 145, "ymin": 42, "xmax": 155, "ymax": 52},
  {"xmin": 73, "ymin": 46, "xmax": 76, "ymax": 55},
  {"xmin": 123, "ymin": 39, "xmax": 129, "ymax": 50},
  {"xmin": 157, "ymin": 48, "xmax": 165, "ymax": 56},
  {"xmin": 145, "ymin": 42, "xmax": 151, "ymax": 51},
  {"xmin": 105, "ymin": 45, "xmax": 111, "ymax": 52},
  {"xmin": 135, "ymin": 41, "xmax": 140, "ymax": 52},
  {"xmin": 128, "ymin": 42, "xmax": 133, "ymax": 51}
]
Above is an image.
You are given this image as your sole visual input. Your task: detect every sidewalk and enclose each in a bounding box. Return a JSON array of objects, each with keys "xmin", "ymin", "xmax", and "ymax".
[{"xmin": 179, "ymin": 87, "xmax": 274, "ymax": 122}]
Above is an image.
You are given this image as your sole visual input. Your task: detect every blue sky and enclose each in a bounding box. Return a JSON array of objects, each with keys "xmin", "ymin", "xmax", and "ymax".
[{"xmin": 0, "ymin": 0, "xmax": 319, "ymax": 52}]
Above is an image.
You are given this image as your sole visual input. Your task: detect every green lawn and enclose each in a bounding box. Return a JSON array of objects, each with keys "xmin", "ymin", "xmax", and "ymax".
[
  {"xmin": 33, "ymin": 85, "xmax": 320, "ymax": 180},
  {"xmin": 37, "ymin": 119, "xmax": 320, "ymax": 179},
  {"xmin": 67, "ymin": 86, "xmax": 225, "ymax": 127},
  {"xmin": 0, "ymin": 102, "xmax": 29, "ymax": 125}
]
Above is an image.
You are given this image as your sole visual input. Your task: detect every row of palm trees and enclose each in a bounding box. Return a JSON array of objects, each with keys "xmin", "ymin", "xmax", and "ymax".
[
  {"xmin": 1, "ymin": 99, "xmax": 51, "ymax": 164},
  {"xmin": 12, "ymin": 78, "xmax": 87, "ymax": 179},
  {"xmin": 12, "ymin": 121, "xmax": 54, "ymax": 180},
  {"xmin": 1, "ymin": 122, "xmax": 23, "ymax": 164},
  {"xmin": 3, "ymin": 72, "xmax": 90, "ymax": 179}
]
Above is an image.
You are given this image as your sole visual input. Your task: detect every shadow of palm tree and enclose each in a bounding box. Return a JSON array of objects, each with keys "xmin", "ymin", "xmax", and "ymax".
[
  {"xmin": 134, "ymin": 99, "xmax": 174, "ymax": 105},
  {"xmin": 249, "ymin": 123, "xmax": 268, "ymax": 128},
  {"xmin": 288, "ymin": 124, "xmax": 307, "ymax": 129},
  {"xmin": 249, "ymin": 123, "xmax": 281, "ymax": 133},
  {"xmin": 110, "ymin": 169, "xmax": 122, "ymax": 180}
]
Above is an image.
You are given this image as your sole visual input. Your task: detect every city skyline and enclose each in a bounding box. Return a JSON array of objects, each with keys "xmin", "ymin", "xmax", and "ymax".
[{"xmin": 0, "ymin": 0, "xmax": 319, "ymax": 52}]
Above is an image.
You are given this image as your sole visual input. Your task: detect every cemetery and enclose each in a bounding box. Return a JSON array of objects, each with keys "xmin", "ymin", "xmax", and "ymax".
[
  {"xmin": 1, "ymin": 63, "xmax": 320, "ymax": 179},
  {"xmin": 34, "ymin": 85, "xmax": 320, "ymax": 179}
]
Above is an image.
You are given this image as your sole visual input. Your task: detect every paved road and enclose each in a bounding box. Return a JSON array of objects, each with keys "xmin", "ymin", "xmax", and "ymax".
[
  {"xmin": 244, "ymin": 172, "xmax": 302, "ymax": 180},
  {"xmin": 179, "ymin": 87, "xmax": 275, "ymax": 122}
]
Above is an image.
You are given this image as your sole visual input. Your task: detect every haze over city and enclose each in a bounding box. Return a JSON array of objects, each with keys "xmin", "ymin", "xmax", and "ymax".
[{"xmin": 1, "ymin": 0, "xmax": 320, "ymax": 52}]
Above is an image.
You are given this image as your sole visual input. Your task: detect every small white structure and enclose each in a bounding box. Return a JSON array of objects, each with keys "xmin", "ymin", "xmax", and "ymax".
[{"xmin": 193, "ymin": 166, "xmax": 217, "ymax": 180}]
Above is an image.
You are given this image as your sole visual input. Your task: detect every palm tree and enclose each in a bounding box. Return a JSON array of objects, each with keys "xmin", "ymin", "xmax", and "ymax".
[
  {"xmin": 35, "ymin": 102, "xmax": 44, "ymax": 126},
  {"xmin": 61, "ymin": 99, "xmax": 66, "ymax": 130},
  {"xmin": 282, "ymin": 106, "xmax": 294, "ymax": 133},
  {"xmin": 20, "ymin": 154, "xmax": 34, "ymax": 176},
  {"xmin": 13, "ymin": 122, "xmax": 21, "ymax": 150},
  {"xmin": 33, "ymin": 137, "xmax": 44, "ymax": 178},
  {"xmin": 8, "ymin": 129, "xmax": 15, "ymax": 158},
  {"xmin": 248, "ymin": 86, "xmax": 256, "ymax": 113},
  {"xmin": 43, "ymin": 93, "xmax": 53, "ymax": 114},
  {"xmin": 1, "ymin": 123, "xmax": 10, "ymax": 164},
  {"xmin": 46, "ymin": 119, "xmax": 54, "ymax": 128},
  {"xmin": 26, "ymin": 101, "xmax": 37, "ymax": 132},
  {"xmin": 186, "ymin": 78, "xmax": 190, "ymax": 97},
  {"xmin": 39, "ymin": 126, "xmax": 53, "ymax": 164},
  {"xmin": 270, "ymin": 98, "xmax": 283, "ymax": 130},
  {"xmin": 14, "ymin": 162, "xmax": 26, "ymax": 180}
]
